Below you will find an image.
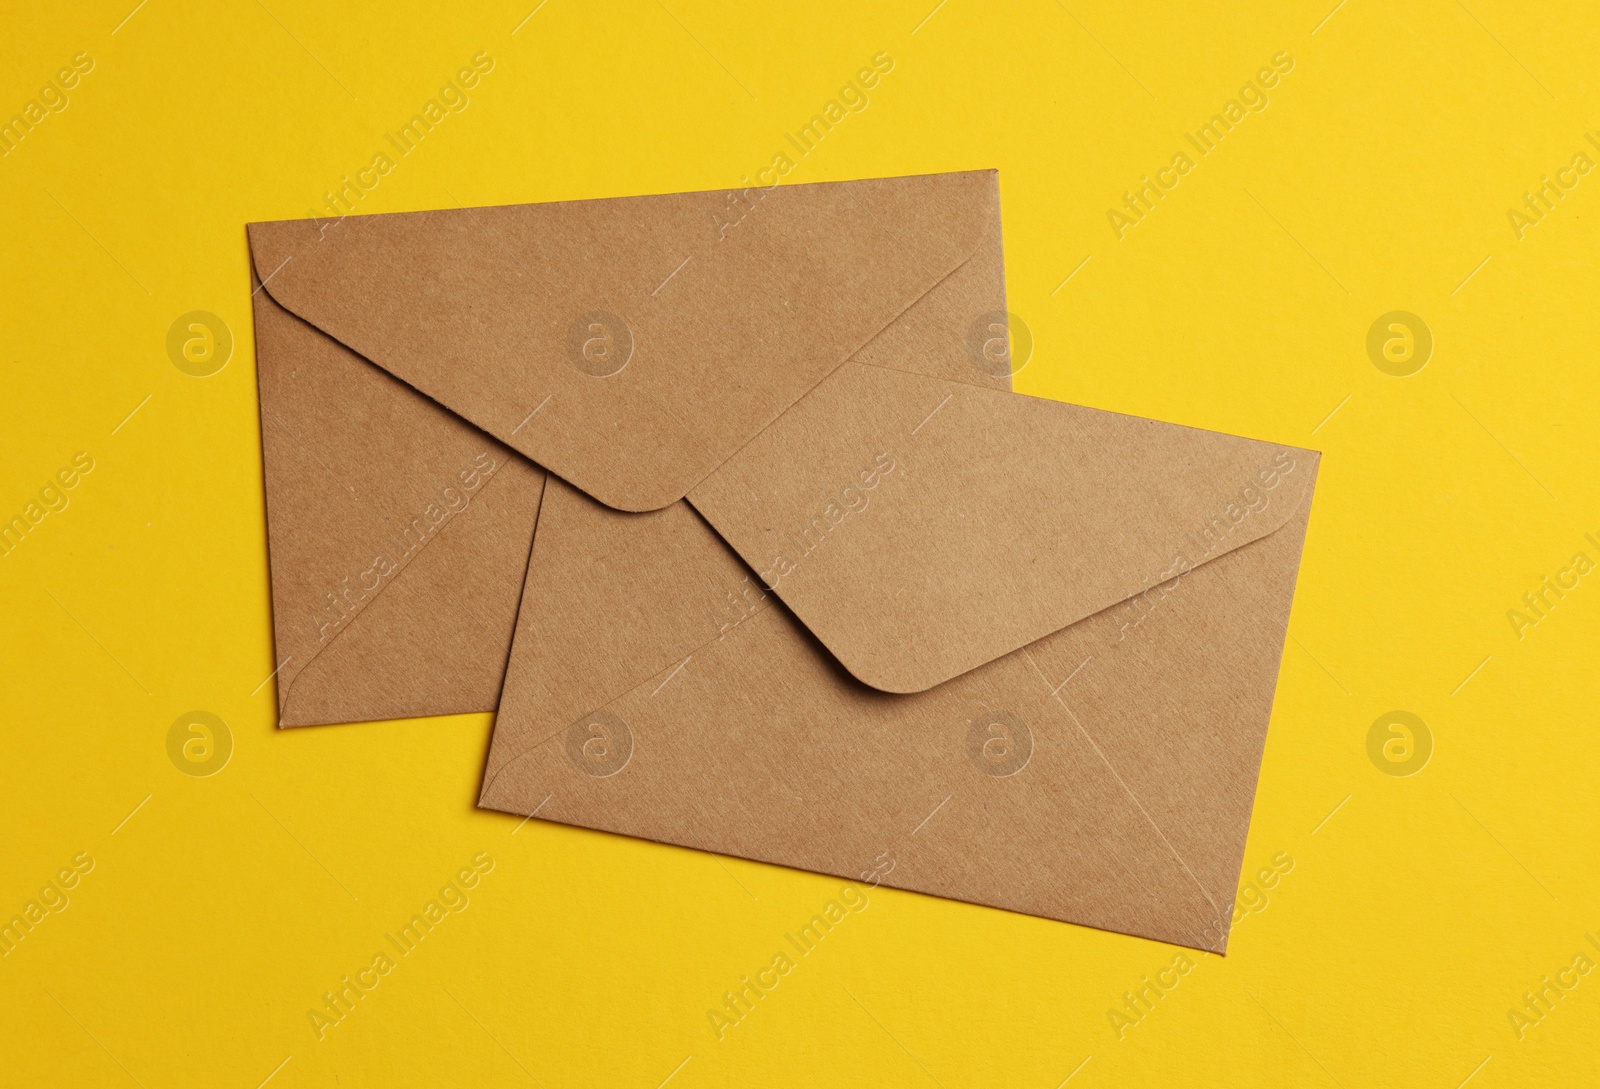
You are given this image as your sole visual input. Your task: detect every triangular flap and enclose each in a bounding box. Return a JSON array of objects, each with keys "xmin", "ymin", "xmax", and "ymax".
[
  {"xmin": 688, "ymin": 363, "xmax": 1319, "ymax": 693},
  {"xmin": 247, "ymin": 171, "xmax": 999, "ymax": 512}
]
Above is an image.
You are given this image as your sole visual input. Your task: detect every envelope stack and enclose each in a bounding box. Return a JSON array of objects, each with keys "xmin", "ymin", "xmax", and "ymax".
[{"xmin": 248, "ymin": 171, "xmax": 1317, "ymax": 953}]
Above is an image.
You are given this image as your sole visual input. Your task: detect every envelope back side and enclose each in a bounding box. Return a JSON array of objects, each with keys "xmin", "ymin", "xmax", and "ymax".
[
  {"xmin": 481, "ymin": 471, "xmax": 1315, "ymax": 951},
  {"xmin": 246, "ymin": 171, "xmax": 1006, "ymax": 725}
]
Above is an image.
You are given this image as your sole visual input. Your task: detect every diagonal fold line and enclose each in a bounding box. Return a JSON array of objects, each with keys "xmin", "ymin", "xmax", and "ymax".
[
  {"xmin": 669, "ymin": 248, "xmax": 985, "ymax": 502},
  {"xmin": 1024, "ymin": 648, "xmax": 1223, "ymax": 920},
  {"xmin": 273, "ymin": 463, "xmax": 527, "ymax": 716},
  {"xmin": 481, "ymin": 572, "xmax": 778, "ymax": 795}
]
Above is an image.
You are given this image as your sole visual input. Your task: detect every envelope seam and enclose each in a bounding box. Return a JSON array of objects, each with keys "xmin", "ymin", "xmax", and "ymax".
[
  {"xmin": 680, "ymin": 250, "xmax": 984, "ymax": 508},
  {"xmin": 480, "ymin": 578, "xmax": 785, "ymax": 794},
  {"xmin": 487, "ymin": 470, "xmax": 550, "ymax": 706},
  {"xmin": 276, "ymin": 460, "xmax": 535, "ymax": 723},
  {"xmin": 1022, "ymin": 645, "xmax": 1225, "ymax": 930}
]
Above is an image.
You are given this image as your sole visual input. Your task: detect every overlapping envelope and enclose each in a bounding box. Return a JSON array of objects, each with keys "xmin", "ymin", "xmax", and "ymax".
[{"xmin": 248, "ymin": 171, "xmax": 1318, "ymax": 951}]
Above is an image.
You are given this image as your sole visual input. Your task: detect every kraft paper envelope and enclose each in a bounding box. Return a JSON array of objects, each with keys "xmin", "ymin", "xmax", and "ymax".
[
  {"xmin": 248, "ymin": 171, "xmax": 1317, "ymax": 950},
  {"xmin": 251, "ymin": 171, "xmax": 1007, "ymax": 725}
]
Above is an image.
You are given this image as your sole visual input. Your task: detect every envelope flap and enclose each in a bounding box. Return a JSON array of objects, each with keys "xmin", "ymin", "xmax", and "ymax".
[
  {"xmin": 247, "ymin": 172, "xmax": 998, "ymax": 512},
  {"xmin": 688, "ymin": 363, "xmax": 1318, "ymax": 693}
]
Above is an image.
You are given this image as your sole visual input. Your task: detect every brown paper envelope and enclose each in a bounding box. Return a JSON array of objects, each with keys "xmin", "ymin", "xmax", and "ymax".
[
  {"xmin": 480, "ymin": 449, "xmax": 1315, "ymax": 951},
  {"xmin": 248, "ymin": 171, "xmax": 1008, "ymax": 726},
  {"xmin": 251, "ymin": 272, "xmax": 546, "ymax": 727},
  {"xmin": 246, "ymin": 171, "xmax": 1321, "ymax": 948}
]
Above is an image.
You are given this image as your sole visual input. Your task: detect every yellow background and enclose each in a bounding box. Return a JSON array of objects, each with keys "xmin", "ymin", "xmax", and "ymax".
[{"xmin": 3, "ymin": 1, "xmax": 1597, "ymax": 1085}]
